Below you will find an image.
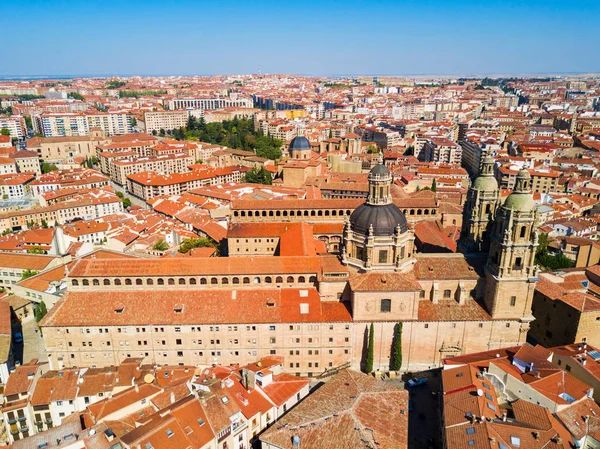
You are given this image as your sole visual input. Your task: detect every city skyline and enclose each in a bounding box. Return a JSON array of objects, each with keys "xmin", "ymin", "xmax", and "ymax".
[{"xmin": 4, "ymin": 0, "xmax": 600, "ymax": 76}]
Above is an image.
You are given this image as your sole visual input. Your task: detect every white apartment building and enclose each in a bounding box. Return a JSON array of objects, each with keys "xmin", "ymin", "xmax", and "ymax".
[
  {"xmin": 0, "ymin": 115, "xmax": 26, "ymax": 139},
  {"xmin": 33, "ymin": 112, "xmax": 132, "ymax": 137},
  {"xmin": 168, "ymin": 97, "xmax": 253, "ymax": 111},
  {"xmin": 143, "ymin": 110, "xmax": 189, "ymax": 133}
]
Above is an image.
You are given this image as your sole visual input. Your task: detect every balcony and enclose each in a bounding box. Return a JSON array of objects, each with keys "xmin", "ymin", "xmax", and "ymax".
[
  {"xmin": 20, "ymin": 425, "xmax": 28, "ymax": 433},
  {"xmin": 232, "ymin": 421, "xmax": 247, "ymax": 434},
  {"xmin": 17, "ymin": 416, "xmax": 27, "ymax": 422}
]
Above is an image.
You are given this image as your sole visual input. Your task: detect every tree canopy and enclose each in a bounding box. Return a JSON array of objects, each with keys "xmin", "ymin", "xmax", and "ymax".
[
  {"xmin": 244, "ymin": 167, "xmax": 272, "ymax": 185},
  {"xmin": 178, "ymin": 237, "xmax": 219, "ymax": 254},
  {"xmin": 153, "ymin": 239, "xmax": 169, "ymax": 251},
  {"xmin": 21, "ymin": 269, "xmax": 39, "ymax": 280},
  {"xmin": 179, "ymin": 117, "xmax": 282, "ymax": 161},
  {"xmin": 41, "ymin": 162, "xmax": 59, "ymax": 173},
  {"xmin": 0, "ymin": 128, "xmax": 10, "ymax": 136}
]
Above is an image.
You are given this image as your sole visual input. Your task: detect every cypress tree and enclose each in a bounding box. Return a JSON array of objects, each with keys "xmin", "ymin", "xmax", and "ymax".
[
  {"xmin": 431, "ymin": 178, "xmax": 437, "ymax": 192},
  {"xmin": 390, "ymin": 322, "xmax": 403, "ymax": 371},
  {"xmin": 364, "ymin": 323, "xmax": 374, "ymax": 373}
]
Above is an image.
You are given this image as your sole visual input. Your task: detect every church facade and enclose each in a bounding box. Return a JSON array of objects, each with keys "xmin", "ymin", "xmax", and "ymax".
[{"xmin": 40, "ymin": 163, "xmax": 539, "ymax": 374}]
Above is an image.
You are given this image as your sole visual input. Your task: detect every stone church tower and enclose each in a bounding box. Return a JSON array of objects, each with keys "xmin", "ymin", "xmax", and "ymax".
[
  {"xmin": 460, "ymin": 155, "xmax": 500, "ymax": 253},
  {"xmin": 484, "ymin": 169, "xmax": 539, "ymax": 320},
  {"xmin": 342, "ymin": 164, "xmax": 414, "ymax": 272}
]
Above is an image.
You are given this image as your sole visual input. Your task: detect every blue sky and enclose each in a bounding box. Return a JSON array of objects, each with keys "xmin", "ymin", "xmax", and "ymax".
[{"xmin": 3, "ymin": 0, "xmax": 599, "ymax": 76}]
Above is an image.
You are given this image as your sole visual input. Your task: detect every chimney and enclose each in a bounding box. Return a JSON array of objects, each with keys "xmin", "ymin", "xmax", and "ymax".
[
  {"xmin": 502, "ymin": 412, "xmax": 507, "ymax": 422},
  {"xmin": 533, "ymin": 431, "xmax": 540, "ymax": 440},
  {"xmin": 170, "ymin": 392, "xmax": 175, "ymax": 404},
  {"xmin": 134, "ymin": 384, "xmax": 139, "ymax": 393}
]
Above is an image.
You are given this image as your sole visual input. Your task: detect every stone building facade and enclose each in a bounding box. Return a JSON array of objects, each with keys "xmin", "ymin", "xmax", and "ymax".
[{"xmin": 40, "ymin": 164, "xmax": 538, "ymax": 374}]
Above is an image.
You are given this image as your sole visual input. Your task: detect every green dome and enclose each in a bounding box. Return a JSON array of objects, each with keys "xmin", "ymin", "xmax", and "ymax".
[
  {"xmin": 472, "ymin": 175, "xmax": 498, "ymax": 192},
  {"xmin": 503, "ymin": 192, "xmax": 535, "ymax": 212}
]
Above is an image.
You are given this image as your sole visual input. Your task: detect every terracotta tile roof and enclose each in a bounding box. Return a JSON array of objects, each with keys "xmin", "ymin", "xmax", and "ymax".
[
  {"xmin": 3, "ymin": 362, "xmax": 42, "ymax": 396},
  {"xmin": 419, "ymin": 298, "xmax": 492, "ymax": 322},
  {"xmin": 0, "ymin": 253, "xmax": 58, "ymax": 270},
  {"xmin": 349, "ymin": 271, "xmax": 422, "ymax": 292},
  {"xmin": 556, "ymin": 397, "xmax": 600, "ymax": 441},
  {"xmin": 87, "ymin": 383, "xmax": 161, "ymax": 421},
  {"xmin": 68, "ymin": 255, "xmax": 323, "ymax": 277},
  {"xmin": 414, "ymin": 255, "xmax": 480, "ymax": 280},
  {"xmin": 31, "ymin": 369, "xmax": 80, "ymax": 405},
  {"xmin": 41, "ymin": 288, "xmax": 352, "ymax": 327},
  {"xmin": 260, "ymin": 369, "xmax": 408, "ymax": 449},
  {"xmin": 261, "ymin": 373, "xmax": 310, "ymax": 407}
]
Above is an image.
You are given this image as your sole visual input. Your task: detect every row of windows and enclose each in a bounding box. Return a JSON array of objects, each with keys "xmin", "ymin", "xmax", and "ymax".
[{"xmin": 72, "ymin": 275, "xmax": 318, "ymax": 287}]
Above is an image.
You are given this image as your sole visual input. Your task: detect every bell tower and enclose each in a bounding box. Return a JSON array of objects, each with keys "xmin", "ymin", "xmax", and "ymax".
[
  {"xmin": 460, "ymin": 156, "xmax": 500, "ymax": 253},
  {"xmin": 484, "ymin": 169, "xmax": 539, "ymax": 320}
]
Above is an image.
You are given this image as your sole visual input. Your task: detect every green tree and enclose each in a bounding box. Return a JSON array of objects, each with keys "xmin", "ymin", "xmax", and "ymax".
[
  {"xmin": 537, "ymin": 233, "xmax": 550, "ymax": 255},
  {"xmin": 431, "ymin": 178, "xmax": 437, "ymax": 192},
  {"xmin": 41, "ymin": 219, "xmax": 48, "ymax": 228},
  {"xmin": 122, "ymin": 197, "xmax": 132, "ymax": 208},
  {"xmin": 0, "ymin": 128, "xmax": 9, "ymax": 136},
  {"xmin": 364, "ymin": 323, "xmax": 374, "ymax": 374},
  {"xmin": 153, "ymin": 239, "xmax": 169, "ymax": 251},
  {"xmin": 131, "ymin": 117, "xmax": 137, "ymax": 127},
  {"xmin": 41, "ymin": 162, "xmax": 59, "ymax": 173},
  {"xmin": 24, "ymin": 116, "xmax": 33, "ymax": 129},
  {"xmin": 27, "ymin": 246, "xmax": 45, "ymax": 254},
  {"xmin": 21, "ymin": 269, "xmax": 39, "ymax": 280},
  {"xmin": 178, "ymin": 237, "xmax": 218, "ymax": 254},
  {"xmin": 105, "ymin": 80, "xmax": 127, "ymax": 89},
  {"xmin": 34, "ymin": 300, "xmax": 48, "ymax": 322},
  {"xmin": 67, "ymin": 92, "xmax": 85, "ymax": 101},
  {"xmin": 390, "ymin": 322, "xmax": 403, "ymax": 371},
  {"xmin": 244, "ymin": 167, "xmax": 272, "ymax": 185}
]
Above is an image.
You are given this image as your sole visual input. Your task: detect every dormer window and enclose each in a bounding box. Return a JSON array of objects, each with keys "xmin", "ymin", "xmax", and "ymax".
[{"xmin": 114, "ymin": 305, "xmax": 124, "ymax": 314}]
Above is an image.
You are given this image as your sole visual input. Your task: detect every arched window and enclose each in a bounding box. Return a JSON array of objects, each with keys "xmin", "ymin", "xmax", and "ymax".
[
  {"xmin": 265, "ymin": 276, "xmax": 272, "ymax": 283},
  {"xmin": 232, "ymin": 277, "xmax": 240, "ymax": 284},
  {"xmin": 424, "ymin": 209, "xmax": 429, "ymax": 215},
  {"xmin": 253, "ymin": 277, "xmax": 260, "ymax": 284},
  {"xmin": 115, "ymin": 279, "xmax": 122, "ymax": 286},
  {"xmin": 125, "ymin": 278, "xmax": 132, "ymax": 286},
  {"xmin": 72, "ymin": 280, "xmax": 79, "ymax": 286},
  {"xmin": 309, "ymin": 276, "xmax": 317, "ymax": 283},
  {"xmin": 147, "ymin": 279, "xmax": 154, "ymax": 285},
  {"xmin": 190, "ymin": 278, "xmax": 196, "ymax": 285},
  {"xmin": 222, "ymin": 277, "xmax": 229, "ymax": 284},
  {"xmin": 287, "ymin": 276, "xmax": 294, "ymax": 283},
  {"xmin": 200, "ymin": 278, "xmax": 207, "ymax": 285},
  {"xmin": 243, "ymin": 277, "xmax": 250, "ymax": 284},
  {"xmin": 168, "ymin": 278, "xmax": 175, "ymax": 285},
  {"xmin": 157, "ymin": 278, "xmax": 164, "ymax": 285},
  {"xmin": 276, "ymin": 276, "xmax": 283, "ymax": 283},
  {"xmin": 136, "ymin": 279, "xmax": 143, "ymax": 285},
  {"xmin": 179, "ymin": 278, "xmax": 186, "ymax": 285},
  {"xmin": 103, "ymin": 279, "xmax": 110, "ymax": 286},
  {"xmin": 311, "ymin": 210, "xmax": 316, "ymax": 216},
  {"xmin": 211, "ymin": 277, "xmax": 218, "ymax": 285},
  {"xmin": 82, "ymin": 279, "xmax": 89, "ymax": 286},
  {"xmin": 298, "ymin": 276, "xmax": 306, "ymax": 283},
  {"xmin": 417, "ymin": 209, "xmax": 422, "ymax": 215}
]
